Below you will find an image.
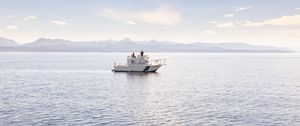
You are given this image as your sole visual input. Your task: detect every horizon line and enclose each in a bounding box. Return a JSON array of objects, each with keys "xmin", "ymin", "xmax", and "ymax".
[{"xmin": 0, "ymin": 36, "xmax": 291, "ymax": 48}]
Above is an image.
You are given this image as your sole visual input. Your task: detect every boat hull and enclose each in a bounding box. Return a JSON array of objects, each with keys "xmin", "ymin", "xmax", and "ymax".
[{"xmin": 113, "ymin": 65, "xmax": 161, "ymax": 72}]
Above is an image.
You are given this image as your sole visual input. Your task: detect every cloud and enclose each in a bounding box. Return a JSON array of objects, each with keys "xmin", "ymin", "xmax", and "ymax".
[
  {"xmin": 224, "ymin": 14, "xmax": 234, "ymax": 18},
  {"xmin": 235, "ymin": 6, "xmax": 251, "ymax": 11},
  {"xmin": 52, "ymin": 20, "xmax": 68, "ymax": 26},
  {"xmin": 24, "ymin": 15, "xmax": 37, "ymax": 21},
  {"xmin": 6, "ymin": 25, "xmax": 19, "ymax": 30},
  {"xmin": 204, "ymin": 30, "xmax": 216, "ymax": 34},
  {"xmin": 99, "ymin": 6, "xmax": 181, "ymax": 26},
  {"xmin": 217, "ymin": 22, "xmax": 235, "ymax": 28},
  {"xmin": 209, "ymin": 21, "xmax": 217, "ymax": 24},
  {"xmin": 211, "ymin": 21, "xmax": 236, "ymax": 28},
  {"xmin": 7, "ymin": 15, "xmax": 15, "ymax": 18},
  {"xmin": 125, "ymin": 21, "xmax": 136, "ymax": 25},
  {"xmin": 125, "ymin": 20, "xmax": 137, "ymax": 25},
  {"xmin": 296, "ymin": 8, "xmax": 300, "ymax": 10},
  {"xmin": 244, "ymin": 15, "xmax": 300, "ymax": 27}
]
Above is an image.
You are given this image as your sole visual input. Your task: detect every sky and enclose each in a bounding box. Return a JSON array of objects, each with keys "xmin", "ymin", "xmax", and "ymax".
[{"xmin": 0, "ymin": 0, "xmax": 300, "ymax": 49}]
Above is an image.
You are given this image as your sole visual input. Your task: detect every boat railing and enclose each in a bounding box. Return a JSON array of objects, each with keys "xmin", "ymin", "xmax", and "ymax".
[
  {"xmin": 148, "ymin": 59, "xmax": 166, "ymax": 66},
  {"xmin": 120, "ymin": 56, "xmax": 166, "ymax": 65}
]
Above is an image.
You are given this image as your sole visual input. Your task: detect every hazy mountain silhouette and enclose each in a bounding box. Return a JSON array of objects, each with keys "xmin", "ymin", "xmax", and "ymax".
[
  {"xmin": 0, "ymin": 37, "xmax": 19, "ymax": 46},
  {"xmin": 0, "ymin": 37, "xmax": 291, "ymax": 52}
]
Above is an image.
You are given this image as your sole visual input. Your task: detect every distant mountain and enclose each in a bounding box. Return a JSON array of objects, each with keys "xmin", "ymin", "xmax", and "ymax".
[
  {"xmin": 0, "ymin": 37, "xmax": 292, "ymax": 52},
  {"xmin": 27, "ymin": 38, "xmax": 75, "ymax": 46},
  {"xmin": 0, "ymin": 37, "xmax": 19, "ymax": 46},
  {"xmin": 0, "ymin": 37, "xmax": 21, "ymax": 51}
]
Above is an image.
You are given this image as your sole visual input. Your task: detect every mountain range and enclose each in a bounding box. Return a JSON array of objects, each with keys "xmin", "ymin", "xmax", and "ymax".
[{"xmin": 0, "ymin": 37, "xmax": 292, "ymax": 52}]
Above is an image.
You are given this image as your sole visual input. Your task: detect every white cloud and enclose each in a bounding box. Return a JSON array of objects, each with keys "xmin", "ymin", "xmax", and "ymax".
[
  {"xmin": 6, "ymin": 25, "xmax": 19, "ymax": 30},
  {"xmin": 224, "ymin": 14, "xmax": 234, "ymax": 18},
  {"xmin": 125, "ymin": 20, "xmax": 137, "ymax": 25},
  {"xmin": 296, "ymin": 8, "xmax": 300, "ymax": 10},
  {"xmin": 24, "ymin": 15, "xmax": 37, "ymax": 21},
  {"xmin": 212, "ymin": 21, "xmax": 236, "ymax": 28},
  {"xmin": 210, "ymin": 21, "xmax": 236, "ymax": 28},
  {"xmin": 204, "ymin": 30, "xmax": 216, "ymax": 34},
  {"xmin": 99, "ymin": 6, "xmax": 181, "ymax": 26},
  {"xmin": 7, "ymin": 15, "xmax": 15, "ymax": 18},
  {"xmin": 243, "ymin": 21, "xmax": 264, "ymax": 27},
  {"xmin": 235, "ymin": 6, "xmax": 251, "ymax": 12},
  {"xmin": 244, "ymin": 15, "xmax": 300, "ymax": 27},
  {"xmin": 209, "ymin": 21, "xmax": 217, "ymax": 24},
  {"xmin": 52, "ymin": 20, "xmax": 68, "ymax": 26}
]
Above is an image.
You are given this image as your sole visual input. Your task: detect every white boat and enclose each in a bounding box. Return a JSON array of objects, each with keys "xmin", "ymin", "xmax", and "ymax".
[{"xmin": 112, "ymin": 51, "xmax": 166, "ymax": 72}]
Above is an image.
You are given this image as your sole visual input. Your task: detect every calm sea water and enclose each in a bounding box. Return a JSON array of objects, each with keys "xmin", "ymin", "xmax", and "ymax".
[{"xmin": 1, "ymin": 53, "xmax": 300, "ymax": 126}]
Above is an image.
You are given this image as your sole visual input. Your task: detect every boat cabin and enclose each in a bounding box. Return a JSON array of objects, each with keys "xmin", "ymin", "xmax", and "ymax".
[{"xmin": 127, "ymin": 50, "xmax": 149, "ymax": 64}]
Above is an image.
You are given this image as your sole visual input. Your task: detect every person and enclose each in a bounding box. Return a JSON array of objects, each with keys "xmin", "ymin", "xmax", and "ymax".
[
  {"xmin": 140, "ymin": 50, "xmax": 144, "ymax": 56},
  {"xmin": 131, "ymin": 52, "xmax": 136, "ymax": 58}
]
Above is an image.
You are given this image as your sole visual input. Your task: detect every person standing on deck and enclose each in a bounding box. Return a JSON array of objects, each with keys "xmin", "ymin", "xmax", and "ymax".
[
  {"xmin": 131, "ymin": 52, "xmax": 136, "ymax": 58},
  {"xmin": 140, "ymin": 50, "xmax": 144, "ymax": 56}
]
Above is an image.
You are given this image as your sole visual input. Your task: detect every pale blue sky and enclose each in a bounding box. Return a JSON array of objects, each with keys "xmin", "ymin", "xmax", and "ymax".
[{"xmin": 0, "ymin": 0, "xmax": 299, "ymax": 48}]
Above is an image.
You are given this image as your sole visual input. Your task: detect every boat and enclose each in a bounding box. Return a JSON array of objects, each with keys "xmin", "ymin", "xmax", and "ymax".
[{"xmin": 112, "ymin": 50, "xmax": 166, "ymax": 72}]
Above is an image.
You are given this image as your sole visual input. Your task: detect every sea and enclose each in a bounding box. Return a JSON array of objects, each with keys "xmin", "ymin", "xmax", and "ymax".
[{"xmin": 1, "ymin": 52, "xmax": 300, "ymax": 126}]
